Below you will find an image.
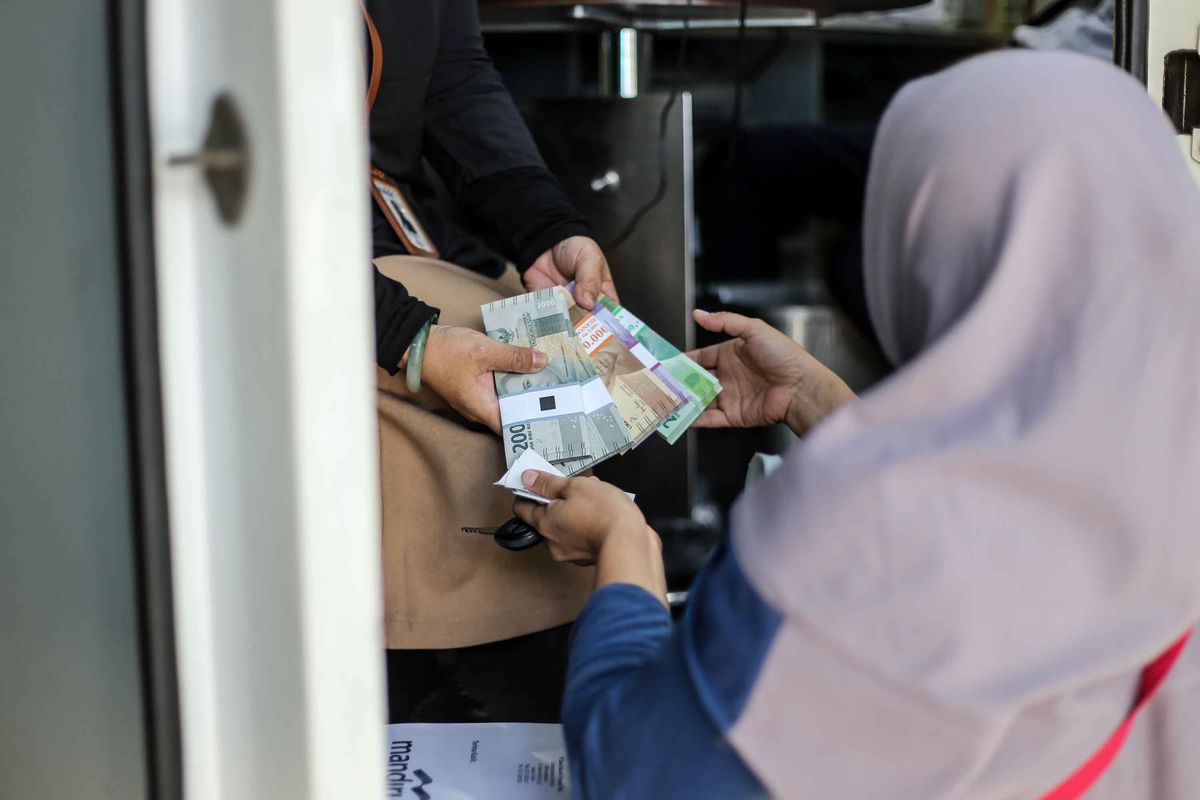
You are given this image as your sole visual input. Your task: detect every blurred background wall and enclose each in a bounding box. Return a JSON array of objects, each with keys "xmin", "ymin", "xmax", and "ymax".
[{"xmin": 0, "ymin": 1, "xmax": 150, "ymax": 796}]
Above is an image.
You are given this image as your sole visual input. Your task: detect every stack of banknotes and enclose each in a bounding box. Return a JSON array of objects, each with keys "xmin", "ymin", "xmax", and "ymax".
[{"xmin": 482, "ymin": 287, "xmax": 722, "ymax": 476}]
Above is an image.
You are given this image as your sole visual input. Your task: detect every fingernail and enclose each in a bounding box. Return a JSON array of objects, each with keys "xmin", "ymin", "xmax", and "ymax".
[
  {"xmin": 522, "ymin": 470, "xmax": 539, "ymax": 488},
  {"xmin": 532, "ymin": 351, "xmax": 547, "ymax": 369},
  {"xmin": 582, "ymin": 292, "xmax": 595, "ymax": 308},
  {"xmin": 694, "ymin": 308, "xmax": 708, "ymax": 317}
]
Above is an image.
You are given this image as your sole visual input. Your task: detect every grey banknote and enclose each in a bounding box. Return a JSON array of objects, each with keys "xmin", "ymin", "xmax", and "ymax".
[{"xmin": 483, "ymin": 288, "xmax": 625, "ymax": 472}]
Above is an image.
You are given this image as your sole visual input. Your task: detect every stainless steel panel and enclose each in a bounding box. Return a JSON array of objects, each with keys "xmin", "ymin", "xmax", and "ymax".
[
  {"xmin": 765, "ymin": 305, "xmax": 889, "ymax": 394},
  {"xmin": 519, "ymin": 93, "xmax": 696, "ymax": 522}
]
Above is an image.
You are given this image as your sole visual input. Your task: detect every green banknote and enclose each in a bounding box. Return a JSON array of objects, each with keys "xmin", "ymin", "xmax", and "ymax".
[{"xmin": 596, "ymin": 295, "xmax": 721, "ymax": 444}]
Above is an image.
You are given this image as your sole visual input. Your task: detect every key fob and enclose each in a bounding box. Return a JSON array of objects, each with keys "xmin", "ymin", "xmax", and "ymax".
[{"xmin": 493, "ymin": 517, "xmax": 544, "ymax": 551}]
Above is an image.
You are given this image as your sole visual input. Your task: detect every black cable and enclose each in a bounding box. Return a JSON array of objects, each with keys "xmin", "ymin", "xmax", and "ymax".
[
  {"xmin": 603, "ymin": 0, "xmax": 693, "ymax": 252},
  {"xmin": 726, "ymin": 0, "xmax": 752, "ymax": 166},
  {"xmin": 744, "ymin": 29, "xmax": 787, "ymax": 88}
]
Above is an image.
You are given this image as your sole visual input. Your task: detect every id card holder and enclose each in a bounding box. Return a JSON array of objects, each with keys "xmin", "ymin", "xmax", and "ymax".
[{"xmin": 370, "ymin": 167, "xmax": 440, "ymax": 259}]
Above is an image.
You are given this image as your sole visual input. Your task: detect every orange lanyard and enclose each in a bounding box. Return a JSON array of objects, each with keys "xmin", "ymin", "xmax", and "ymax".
[{"xmin": 362, "ymin": 3, "xmax": 382, "ymax": 116}]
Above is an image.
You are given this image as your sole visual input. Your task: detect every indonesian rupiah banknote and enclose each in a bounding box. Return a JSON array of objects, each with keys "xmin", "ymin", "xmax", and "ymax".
[
  {"xmin": 559, "ymin": 288, "xmax": 685, "ymax": 447},
  {"xmin": 596, "ymin": 295, "xmax": 722, "ymax": 443},
  {"xmin": 589, "ymin": 303, "xmax": 694, "ymax": 435},
  {"xmin": 482, "ymin": 289, "xmax": 627, "ymax": 474}
]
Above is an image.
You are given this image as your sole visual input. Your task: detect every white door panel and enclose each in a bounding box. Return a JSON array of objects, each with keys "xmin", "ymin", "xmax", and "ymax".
[{"xmin": 147, "ymin": 0, "xmax": 384, "ymax": 797}]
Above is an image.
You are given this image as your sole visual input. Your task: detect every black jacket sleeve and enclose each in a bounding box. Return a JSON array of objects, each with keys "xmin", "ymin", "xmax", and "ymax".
[
  {"xmin": 421, "ymin": 0, "xmax": 591, "ymax": 269},
  {"xmin": 374, "ymin": 267, "xmax": 439, "ymax": 375}
]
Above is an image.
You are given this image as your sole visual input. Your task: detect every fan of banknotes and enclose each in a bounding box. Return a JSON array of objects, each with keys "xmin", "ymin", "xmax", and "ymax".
[{"xmin": 482, "ymin": 286, "xmax": 722, "ymax": 477}]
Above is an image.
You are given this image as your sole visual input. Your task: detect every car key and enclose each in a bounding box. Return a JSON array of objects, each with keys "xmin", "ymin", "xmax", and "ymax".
[{"xmin": 461, "ymin": 517, "xmax": 544, "ymax": 551}]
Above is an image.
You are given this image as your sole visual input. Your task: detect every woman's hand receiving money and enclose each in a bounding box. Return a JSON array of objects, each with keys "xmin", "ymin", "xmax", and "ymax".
[
  {"xmin": 687, "ymin": 310, "xmax": 856, "ymax": 437},
  {"xmin": 419, "ymin": 325, "xmax": 547, "ymax": 434}
]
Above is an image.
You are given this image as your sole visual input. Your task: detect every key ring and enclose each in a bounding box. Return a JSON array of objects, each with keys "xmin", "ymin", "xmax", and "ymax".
[{"xmin": 462, "ymin": 517, "xmax": 544, "ymax": 551}]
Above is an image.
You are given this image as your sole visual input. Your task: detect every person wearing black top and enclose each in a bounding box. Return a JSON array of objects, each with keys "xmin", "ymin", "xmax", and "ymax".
[
  {"xmin": 363, "ymin": 0, "xmax": 614, "ymax": 723},
  {"xmin": 367, "ymin": 0, "xmax": 617, "ymax": 430}
]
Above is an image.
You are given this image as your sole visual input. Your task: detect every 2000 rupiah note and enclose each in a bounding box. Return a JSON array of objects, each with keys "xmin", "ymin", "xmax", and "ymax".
[
  {"xmin": 482, "ymin": 289, "xmax": 627, "ymax": 473},
  {"xmin": 595, "ymin": 295, "xmax": 722, "ymax": 444}
]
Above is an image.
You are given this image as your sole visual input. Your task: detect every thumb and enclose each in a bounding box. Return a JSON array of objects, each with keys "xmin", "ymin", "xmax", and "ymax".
[
  {"xmin": 693, "ymin": 308, "xmax": 759, "ymax": 339},
  {"xmin": 484, "ymin": 340, "xmax": 548, "ymax": 374},
  {"xmin": 522, "ymin": 469, "xmax": 571, "ymax": 500}
]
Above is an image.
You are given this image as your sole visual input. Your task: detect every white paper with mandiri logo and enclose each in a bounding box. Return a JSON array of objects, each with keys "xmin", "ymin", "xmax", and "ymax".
[{"xmin": 385, "ymin": 723, "xmax": 570, "ymax": 799}]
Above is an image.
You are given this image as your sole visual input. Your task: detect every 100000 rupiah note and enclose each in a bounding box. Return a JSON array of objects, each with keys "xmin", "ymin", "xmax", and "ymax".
[
  {"xmin": 560, "ymin": 288, "xmax": 685, "ymax": 447},
  {"xmin": 590, "ymin": 304, "xmax": 694, "ymax": 432},
  {"xmin": 596, "ymin": 295, "xmax": 721, "ymax": 444}
]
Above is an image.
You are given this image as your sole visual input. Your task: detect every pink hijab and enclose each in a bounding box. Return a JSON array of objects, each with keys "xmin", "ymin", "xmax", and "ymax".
[{"xmin": 728, "ymin": 51, "xmax": 1200, "ymax": 798}]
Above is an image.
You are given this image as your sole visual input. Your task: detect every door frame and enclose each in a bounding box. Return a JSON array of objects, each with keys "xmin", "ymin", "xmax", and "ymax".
[
  {"xmin": 145, "ymin": 0, "xmax": 387, "ymax": 796},
  {"xmin": 108, "ymin": 0, "xmax": 184, "ymax": 795}
]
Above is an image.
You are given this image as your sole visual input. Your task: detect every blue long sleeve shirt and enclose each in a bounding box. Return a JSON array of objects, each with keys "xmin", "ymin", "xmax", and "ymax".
[{"xmin": 562, "ymin": 541, "xmax": 777, "ymax": 799}]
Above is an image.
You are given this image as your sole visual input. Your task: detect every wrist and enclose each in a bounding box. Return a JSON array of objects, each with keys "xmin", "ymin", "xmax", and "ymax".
[
  {"xmin": 406, "ymin": 323, "xmax": 441, "ymax": 388},
  {"xmin": 784, "ymin": 364, "xmax": 856, "ymax": 436},
  {"xmin": 598, "ymin": 518, "xmax": 658, "ymax": 555},
  {"xmin": 400, "ymin": 321, "xmax": 439, "ymax": 365},
  {"xmin": 595, "ymin": 524, "xmax": 666, "ymax": 606}
]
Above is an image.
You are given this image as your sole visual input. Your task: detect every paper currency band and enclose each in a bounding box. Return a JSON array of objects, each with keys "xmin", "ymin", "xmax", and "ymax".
[
  {"xmin": 498, "ymin": 377, "xmax": 616, "ymax": 424},
  {"xmin": 580, "ymin": 376, "xmax": 614, "ymax": 413},
  {"xmin": 627, "ymin": 342, "xmax": 657, "ymax": 370},
  {"xmin": 498, "ymin": 386, "xmax": 584, "ymax": 422}
]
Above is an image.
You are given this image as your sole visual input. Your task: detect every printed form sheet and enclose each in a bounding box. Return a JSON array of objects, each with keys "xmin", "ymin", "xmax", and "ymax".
[{"xmin": 386, "ymin": 723, "xmax": 570, "ymax": 799}]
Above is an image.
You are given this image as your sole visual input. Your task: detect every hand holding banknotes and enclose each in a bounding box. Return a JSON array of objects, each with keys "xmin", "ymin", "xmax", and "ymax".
[
  {"xmin": 523, "ymin": 236, "xmax": 618, "ymax": 309},
  {"xmin": 513, "ymin": 470, "xmax": 667, "ymax": 604},
  {"xmin": 421, "ymin": 325, "xmax": 547, "ymax": 433},
  {"xmin": 688, "ymin": 309, "xmax": 856, "ymax": 437}
]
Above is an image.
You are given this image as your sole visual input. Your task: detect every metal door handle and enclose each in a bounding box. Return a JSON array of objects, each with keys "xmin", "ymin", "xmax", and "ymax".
[
  {"xmin": 168, "ymin": 148, "xmax": 244, "ymax": 170},
  {"xmin": 168, "ymin": 93, "xmax": 250, "ymax": 225},
  {"xmin": 590, "ymin": 169, "xmax": 621, "ymax": 192}
]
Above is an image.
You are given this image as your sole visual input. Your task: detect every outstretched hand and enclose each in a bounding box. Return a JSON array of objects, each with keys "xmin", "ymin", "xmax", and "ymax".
[{"xmin": 687, "ymin": 309, "xmax": 855, "ymax": 436}]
